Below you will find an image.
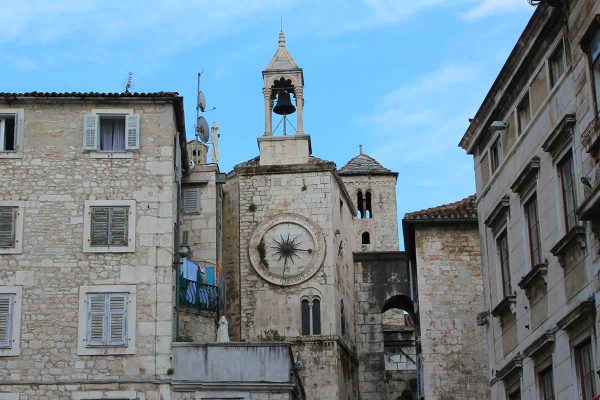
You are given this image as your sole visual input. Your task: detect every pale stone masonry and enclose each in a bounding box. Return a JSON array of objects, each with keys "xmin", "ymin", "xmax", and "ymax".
[
  {"xmin": 460, "ymin": 1, "xmax": 600, "ymax": 399},
  {"xmin": 403, "ymin": 196, "xmax": 489, "ymax": 400}
]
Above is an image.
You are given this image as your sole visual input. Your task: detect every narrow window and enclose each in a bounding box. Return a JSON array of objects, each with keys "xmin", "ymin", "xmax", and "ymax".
[
  {"xmin": 549, "ymin": 40, "xmax": 566, "ymax": 88},
  {"xmin": 86, "ymin": 292, "xmax": 128, "ymax": 346},
  {"xmin": 575, "ymin": 340, "xmax": 596, "ymax": 400},
  {"xmin": 362, "ymin": 232, "xmax": 371, "ymax": 245},
  {"xmin": 508, "ymin": 390, "xmax": 521, "ymax": 400},
  {"xmin": 539, "ymin": 368, "xmax": 555, "ymax": 400},
  {"xmin": 524, "ymin": 195, "xmax": 542, "ymax": 266},
  {"xmin": 90, "ymin": 206, "xmax": 129, "ymax": 246},
  {"xmin": 0, "ymin": 294, "xmax": 14, "ymax": 348},
  {"xmin": 312, "ymin": 299, "xmax": 321, "ymax": 335},
  {"xmin": 99, "ymin": 116, "xmax": 126, "ymax": 151},
  {"xmin": 0, "ymin": 115, "xmax": 16, "ymax": 152},
  {"xmin": 490, "ymin": 137, "xmax": 502, "ymax": 174},
  {"xmin": 558, "ymin": 152, "xmax": 577, "ymax": 232},
  {"xmin": 497, "ymin": 230, "xmax": 512, "ymax": 298},
  {"xmin": 517, "ymin": 93, "xmax": 532, "ymax": 134},
  {"xmin": 341, "ymin": 300, "xmax": 346, "ymax": 336},
  {"xmin": 183, "ymin": 187, "xmax": 201, "ymax": 214},
  {"xmin": 357, "ymin": 191, "xmax": 364, "ymax": 219},
  {"xmin": 301, "ymin": 299, "xmax": 310, "ymax": 335},
  {"xmin": 591, "ymin": 29, "xmax": 600, "ymax": 113},
  {"xmin": 365, "ymin": 191, "xmax": 373, "ymax": 218},
  {"xmin": 0, "ymin": 207, "xmax": 17, "ymax": 248}
]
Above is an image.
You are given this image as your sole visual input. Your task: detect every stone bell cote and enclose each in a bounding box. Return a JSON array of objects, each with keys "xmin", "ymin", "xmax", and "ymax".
[{"xmin": 258, "ymin": 31, "xmax": 311, "ymax": 166}]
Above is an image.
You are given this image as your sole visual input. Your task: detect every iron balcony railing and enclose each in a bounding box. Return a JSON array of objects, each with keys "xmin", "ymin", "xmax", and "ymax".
[{"xmin": 179, "ymin": 276, "xmax": 220, "ymax": 312}]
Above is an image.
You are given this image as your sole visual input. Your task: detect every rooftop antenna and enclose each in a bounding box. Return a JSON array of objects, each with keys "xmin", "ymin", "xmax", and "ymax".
[
  {"xmin": 280, "ymin": 16, "xmax": 283, "ymax": 32},
  {"xmin": 124, "ymin": 72, "xmax": 133, "ymax": 93},
  {"xmin": 193, "ymin": 72, "xmax": 218, "ymax": 166}
]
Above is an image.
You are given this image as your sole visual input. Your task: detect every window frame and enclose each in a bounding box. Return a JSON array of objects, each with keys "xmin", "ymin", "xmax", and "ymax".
[
  {"xmin": 83, "ymin": 200, "xmax": 136, "ymax": 253},
  {"xmin": 183, "ymin": 186, "xmax": 202, "ymax": 214},
  {"xmin": 77, "ymin": 285, "xmax": 136, "ymax": 356},
  {"xmin": 86, "ymin": 109, "xmax": 139, "ymax": 159},
  {"xmin": 574, "ymin": 338, "xmax": 596, "ymax": 400},
  {"xmin": 538, "ymin": 367, "xmax": 555, "ymax": 400},
  {"xmin": 0, "ymin": 286, "xmax": 22, "ymax": 357},
  {"xmin": 0, "ymin": 201, "xmax": 24, "ymax": 255},
  {"xmin": 489, "ymin": 135, "xmax": 503, "ymax": 175},
  {"xmin": 98, "ymin": 114, "xmax": 127, "ymax": 153},
  {"xmin": 300, "ymin": 296, "xmax": 322, "ymax": 336},
  {"xmin": 549, "ymin": 39, "xmax": 567, "ymax": 89},
  {"xmin": 72, "ymin": 391, "xmax": 138, "ymax": 400},
  {"xmin": 557, "ymin": 150, "xmax": 578, "ymax": 233},
  {"xmin": 0, "ymin": 109, "xmax": 24, "ymax": 159},
  {"xmin": 496, "ymin": 228, "xmax": 512, "ymax": 298},
  {"xmin": 523, "ymin": 192, "xmax": 543, "ymax": 267}
]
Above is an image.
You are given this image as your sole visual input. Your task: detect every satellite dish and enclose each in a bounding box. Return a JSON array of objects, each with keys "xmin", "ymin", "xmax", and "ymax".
[
  {"xmin": 189, "ymin": 159, "xmax": 196, "ymax": 168},
  {"xmin": 197, "ymin": 91, "xmax": 206, "ymax": 112},
  {"xmin": 196, "ymin": 116, "xmax": 210, "ymax": 143}
]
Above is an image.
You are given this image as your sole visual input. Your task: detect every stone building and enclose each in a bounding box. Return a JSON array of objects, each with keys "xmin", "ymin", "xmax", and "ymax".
[
  {"xmin": 459, "ymin": 1, "xmax": 600, "ymax": 399},
  {"xmin": 403, "ymin": 195, "xmax": 489, "ymax": 400}
]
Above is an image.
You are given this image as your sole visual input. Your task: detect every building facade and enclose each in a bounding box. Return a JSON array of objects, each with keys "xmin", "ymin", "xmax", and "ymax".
[{"xmin": 459, "ymin": 1, "xmax": 600, "ymax": 399}]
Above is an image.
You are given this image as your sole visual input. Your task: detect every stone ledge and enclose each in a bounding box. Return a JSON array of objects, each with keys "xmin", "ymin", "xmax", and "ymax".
[
  {"xmin": 491, "ymin": 295, "xmax": 516, "ymax": 318},
  {"xmin": 484, "ymin": 195, "xmax": 510, "ymax": 228},
  {"xmin": 517, "ymin": 262, "xmax": 548, "ymax": 293},
  {"xmin": 493, "ymin": 353, "xmax": 523, "ymax": 384},
  {"xmin": 523, "ymin": 327, "xmax": 557, "ymax": 359},
  {"xmin": 542, "ymin": 113, "xmax": 575, "ymax": 158},
  {"xmin": 556, "ymin": 298, "xmax": 595, "ymax": 332},
  {"xmin": 550, "ymin": 226, "xmax": 586, "ymax": 267},
  {"xmin": 510, "ymin": 156, "xmax": 540, "ymax": 195}
]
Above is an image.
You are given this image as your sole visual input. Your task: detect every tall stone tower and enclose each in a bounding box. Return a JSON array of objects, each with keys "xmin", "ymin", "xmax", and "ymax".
[
  {"xmin": 339, "ymin": 146, "xmax": 399, "ymax": 251},
  {"xmin": 222, "ymin": 32, "xmax": 358, "ymax": 399}
]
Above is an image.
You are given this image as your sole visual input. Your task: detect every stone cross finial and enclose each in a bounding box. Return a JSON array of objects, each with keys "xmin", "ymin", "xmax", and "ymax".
[{"xmin": 279, "ymin": 31, "xmax": 286, "ymax": 47}]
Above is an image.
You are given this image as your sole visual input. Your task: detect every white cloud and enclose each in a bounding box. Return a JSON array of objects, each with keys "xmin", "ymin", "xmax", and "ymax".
[{"xmin": 462, "ymin": 0, "xmax": 532, "ymax": 21}]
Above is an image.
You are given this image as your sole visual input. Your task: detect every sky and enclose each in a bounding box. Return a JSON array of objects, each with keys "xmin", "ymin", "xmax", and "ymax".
[{"xmin": 0, "ymin": 0, "xmax": 535, "ymax": 247}]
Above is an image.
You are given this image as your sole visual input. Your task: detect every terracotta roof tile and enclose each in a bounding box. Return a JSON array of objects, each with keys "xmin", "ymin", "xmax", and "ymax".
[
  {"xmin": 404, "ymin": 194, "xmax": 477, "ymax": 221},
  {"xmin": 0, "ymin": 91, "xmax": 179, "ymax": 98},
  {"xmin": 338, "ymin": 153, "xmax": 395, "ymax": 175}
]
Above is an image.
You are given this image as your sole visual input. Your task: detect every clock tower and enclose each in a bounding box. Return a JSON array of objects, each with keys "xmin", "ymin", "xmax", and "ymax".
[{"xmin": 222, "ymin": 32, "xmax": 359, "ymax": 399}]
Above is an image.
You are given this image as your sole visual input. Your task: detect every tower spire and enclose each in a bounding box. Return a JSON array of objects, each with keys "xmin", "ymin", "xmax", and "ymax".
[{"xmin": 279, "ymin": 31, "xmax": 286, "ymax": 47}]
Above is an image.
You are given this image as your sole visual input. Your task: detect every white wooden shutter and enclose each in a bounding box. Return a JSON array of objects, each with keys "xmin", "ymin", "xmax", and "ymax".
[
  {"xmin": 108, "ymin": 207, "xmax": 128, "ymax": 246},
  {"xmin": 0, "ymin": 207, "xmax": 16, "ymax": 248},
  {"xmin": 86, "ymin": 293, "xmax": 106, "ymax": 346},
  {"xmin": 83, "ymin": 114, "xmax": 99, "ymax": 150},
  {"xmin": 183, "ymin": 188, "xmax": 201, "ymax": 214},
  {"xmin": 125, "ymin": 114, "xmax": 140, "ymax": 150},
  {"xmin": 90, "ymin": 207, "xmax": 109, "ymax": 246},
  {"xmin": 0, "ymin": 294, "xmax": 13, "ymax": 348},
  {"xmin": 108, "ymin": 293, "xmax": 128, "ymax": 346}
]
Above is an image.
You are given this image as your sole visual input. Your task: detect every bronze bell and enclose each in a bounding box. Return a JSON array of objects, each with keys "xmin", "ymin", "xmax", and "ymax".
[{"xmin": 273, "ymin": 90, "xmax": 296, "ymax": 115}]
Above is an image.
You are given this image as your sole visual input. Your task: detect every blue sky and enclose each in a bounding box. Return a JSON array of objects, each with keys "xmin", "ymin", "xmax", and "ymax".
[{"xmin": 1, "ymin": 0, "xmax": 534, "ymax": 246}]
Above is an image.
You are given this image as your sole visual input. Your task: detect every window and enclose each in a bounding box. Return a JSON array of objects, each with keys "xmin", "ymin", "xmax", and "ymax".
[
  {"xmin": 518, "ymin": 94, "xmax": 532, "ymax": 134},
  {"xmin": 549, "ymin": 41, "xmax": 567, "ymax": 88},
  {"xmin": 0, "ymin": 286, "xmax": 22, "ymax": 357},
  {"xmin": 362, "ymin": 232, "xmax": 371, "ymax": 245},
  {"xmin": 497, "ymin": 230, "xmax": 512, "ymax": 298},
  {"xmin": 183, "ymin": 187, "xmax": 201, "ymax": 214},
  {"xmin": 301, "ymin": 297, "xmax": 321, "ymax": 336},
  {"xmin": 77, "ymin": 285, "xmax": 136, "ymax": 355},
  {"xmin": 490, "ymin": 137, "xmax": 502, "ymax": 174},
  {"xmin": 558, "ymin": 152, "xmax": 577, "ymax": 232},
  {"xmin": 539, "ymin": 368, "xmax": 555, "ymax": 400},
  {"xmin": 508, "ymin": 390, "xmax": 521, "ymax": 400},
  {"xmin": 525, "ymin": 194, "xmax": 542, "ymax": 266},
  {"xmin": 365, "ymin": 191, "xmax": 373, "ymax": 218},
  {"xmin": 341, "ymin": 300, "xmax": 346, "ymax": 336},
  {"xmin": 357, "ymin": 190, "xmax": 364, "ymax": 219},
  {"xmin": 0, "ymin": 202, "xmax": 24, "ymax": 255},
  {"xmin": 0, "ymin": 114, "xmax": 16, "ymax": 152},
  {"xmin": 83, "ymin": 200, "xmax": 136, "ymax": 253},
  {"xmin": 575, "ymin": 340, "xmax": 596, "ymax": 400},
  {"xmin": 591, "ymin": 29, "xmax": 600, "ymax": 113},
  {"xmin": 83, "ymin": 112, "xmax": 140, "ymax": 153}
]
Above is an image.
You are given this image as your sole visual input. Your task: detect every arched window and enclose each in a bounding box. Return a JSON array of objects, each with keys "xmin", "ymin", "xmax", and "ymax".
[
  {"xmin": 301, "ymin": 297, "xmax": 321, "ymax": 336},
  {"xmin": 357, "ymin": 190, "xmax": 364, "ymax": 219},
  {"xmin": 361, "ymin": 232, "xmax": 370, "ymax": 245},
  {"xmin": 365, "ymin": 191, "xmax": 373, "ymax": 218}
]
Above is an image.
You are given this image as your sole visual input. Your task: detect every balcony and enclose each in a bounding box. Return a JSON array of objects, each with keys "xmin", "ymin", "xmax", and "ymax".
[
  {"xmin": 172, "ymin": 342, "xmax": 305, "ymax": 398},
  {"xmin": 582, "ymin": 111, "xmax": 600, "ymax": 157},
  {"xmin": 179, "ymin": 276, "xmax": 220, "ymax": 312}
]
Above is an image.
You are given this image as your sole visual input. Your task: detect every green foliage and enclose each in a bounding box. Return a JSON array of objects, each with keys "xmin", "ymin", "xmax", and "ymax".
[
  {"xmin": 257, "ymin": 239, "xmax": 269, "ymax": 268},
  {"xmin": 248, "ymin": 203, "xmax": 257, "ymax": 212},
  {"xmin": 175, "ymin": 334, "xmax": 194, "ymax": 342},
  {"xmin": 257, "ymin": 329, "xmax": 286, "ymax": 342}
]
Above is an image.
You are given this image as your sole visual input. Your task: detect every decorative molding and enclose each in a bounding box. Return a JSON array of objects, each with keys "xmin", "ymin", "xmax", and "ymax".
[
  {"xmin": 523, "ymin": 327, "xmax": 557, "ymax": 359},
  {"xmin": 549, "ymin": 226, "xmax": 586, "ymax": 267},
  {"xmin": 491, "ymin": 295, "xmax": 517, "ymax": 318},
  {"xmin": 557, "ymin": 298, "xmax": 595, "ymax": 332},
  {"xmin": 484, "ymin": 195, "xmax": 510, "ymax": 228},
  {"xmin": 517, "ymin": 262, "xmax": 548, "ymax": 297},
  {"xmin": 495, "ymin": 353, "xmax": 523, "ymax": 382},
  {"xmin": 542, "ymin": 114, "xmax": 575, "ymax": 158},
  {"xmin": 510, "ymin": 156, "xmax": 540, "ymax": 195}
]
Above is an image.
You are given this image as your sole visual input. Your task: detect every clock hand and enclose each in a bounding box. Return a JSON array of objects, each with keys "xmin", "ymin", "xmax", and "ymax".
[{"xmin": 296, "ymin": 249, "xmax": 313, "ymax": 253}]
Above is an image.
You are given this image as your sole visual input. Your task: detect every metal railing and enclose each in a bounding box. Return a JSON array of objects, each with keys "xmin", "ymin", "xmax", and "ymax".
[{"xmin": 179, "ymin": 276, "xmax": 220, "ymax": 312}]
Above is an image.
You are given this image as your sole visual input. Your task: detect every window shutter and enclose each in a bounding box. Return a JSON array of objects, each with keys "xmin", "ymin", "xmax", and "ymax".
[
  {"xmin": 83, "ymin": 114, "xmax": 99, "ymax": 150},
  {"xmin": 86, "ymin": 293, "xmax": 106, "ymax": 346},
  {"xmin": 108, "ymin": 293, "xmax": 127, "ymax": 346},
  {"xmin": 0, "ymin": 207, "xmax": 16, "ymax": 248},
  {"xmin": 90, "ymin": 207, "xmax": 109, "ymax": 246},
  {"xmin": 0, "ymin": 294, "xmax": 13, "ymax": 348},
  {"xmin": 183, "ymin": 188, "xmax": 201, "ymax": 214},
  {"xmin": 125, "ymin": 114, "xmax": 140, "ymax": 150},
  {"xmin": 108, "ymin": 207, "xmax": 128, "ymax": 246}
]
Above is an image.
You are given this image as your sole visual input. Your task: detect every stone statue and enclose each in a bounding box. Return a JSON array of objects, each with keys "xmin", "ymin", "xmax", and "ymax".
[{"xmin": 217, "ymin": 316, "xmax": 229, "ymax": 343}]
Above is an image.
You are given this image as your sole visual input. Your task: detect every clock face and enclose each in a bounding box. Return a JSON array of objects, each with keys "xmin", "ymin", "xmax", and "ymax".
[{"xmin": 249, "ymin": 214, "xmax": 326, "ymax": 286}]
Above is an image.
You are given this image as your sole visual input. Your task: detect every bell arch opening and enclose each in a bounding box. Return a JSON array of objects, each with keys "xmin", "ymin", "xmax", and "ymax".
[{"xmin": 382, "ymin": 295, "xmax": 416, "ymax": 374}]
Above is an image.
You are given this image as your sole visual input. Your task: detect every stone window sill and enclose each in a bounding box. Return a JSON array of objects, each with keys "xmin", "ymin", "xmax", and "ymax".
[
  {"xmin": 550, "ymin": 226, "xmax": 586, "ymax": 267},
  {"xmin": 556, "ymin": 298, "xmax": 595, "ymax": 332},
  {"xmin": 0, "ymin": 152, "xmax": 21, "ymax": 159},
  {"xmin": 89, "ymin": 152, "xmax": 134, "ymax": 159},
  {"xmin": 491, "ymin": 295, "xmax": 516, "ymax": 318}
]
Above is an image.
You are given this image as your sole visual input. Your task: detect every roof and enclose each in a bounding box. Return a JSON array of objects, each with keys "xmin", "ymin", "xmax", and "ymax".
[
  {"xmin": 264, "ymin": 32, "xmax": 301, "ymax": 72},
  {"xmin": 338, "ymin": 153, "xmax": 396, "ymax": 176},
  {"xmin": 404, "ymin": 195, "xmax": 477, "ymax": 222},
  {"xmin": 0, "ymin": 91, "xmax": 179, "ymax": 99}
]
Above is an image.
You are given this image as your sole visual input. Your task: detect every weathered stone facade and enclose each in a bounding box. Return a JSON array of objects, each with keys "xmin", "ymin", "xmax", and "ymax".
[{"xmin": 459, "ymin": 1, "xmax": 600, "ymax": 398}]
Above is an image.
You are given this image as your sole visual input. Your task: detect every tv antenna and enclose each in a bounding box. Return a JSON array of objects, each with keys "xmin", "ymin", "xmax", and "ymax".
[
  {"xmin": 193, "ymin": 72, "xmax": 219, "ymax": 166},
  {"xmin": 124, "ymin": 72, "xmax": 133, "ymax": 93}
]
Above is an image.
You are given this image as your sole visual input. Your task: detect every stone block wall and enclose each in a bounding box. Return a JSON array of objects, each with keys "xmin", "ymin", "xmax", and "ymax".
[
  {"xmin": 414, "ymin": 223, "xmax": 489, "ymax": 400},
  {"xmin": 178, "ymin": 308, "xmax": 217, "ymax": 343},
  {"xmin": 0, "ymin": 100, "xmax": 179, "ymax": 397}
]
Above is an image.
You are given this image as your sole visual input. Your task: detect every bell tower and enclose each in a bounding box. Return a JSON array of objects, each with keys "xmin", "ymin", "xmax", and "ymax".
[{"xmin": 258, "ymin": 32, "xmax": 311, "ymax": 166}]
